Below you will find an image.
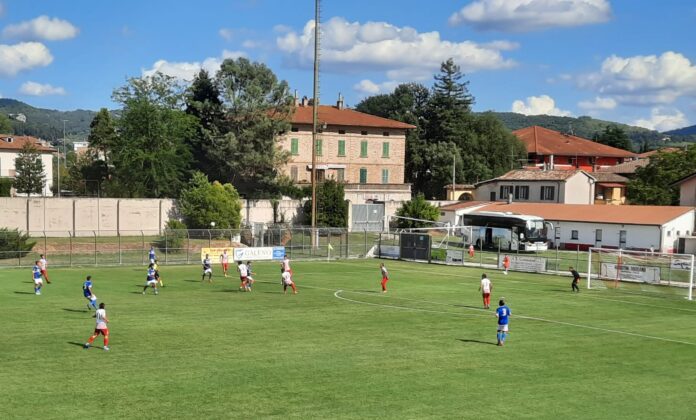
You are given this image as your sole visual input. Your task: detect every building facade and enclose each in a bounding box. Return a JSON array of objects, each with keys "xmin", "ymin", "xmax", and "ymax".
[
  {"xmin": 0, "ymin": 135, "xmax": 56, "ymax": 196},
  {"xmin": 513, "ymin": 126, "xmax": 636, "ymax": 172},
  {"xmin": 474, "ymin": 170, "xmax": 597, "ymax": 204},
  {"xmin": 278, "ymin": 98, "xmax": 414, "ymax": 185},
  {"xmin": 672, "ymin": 172, "xmax": 696, "ymax": 207}
]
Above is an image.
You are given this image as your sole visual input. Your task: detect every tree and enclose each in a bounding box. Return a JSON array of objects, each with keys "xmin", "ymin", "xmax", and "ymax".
[
  {"xmin": 394, "ymin": 194, "xmax": 440, "ymax": 229},
  {"xmin": 108, "ymin": 73, "xmax": 197, "ymax": 198},
  {"xmin": 87, "ymin": 108, "xmax": 118, "ymax": 160},
  {"xmin": 213, "ymin": 57, "xmax": 294, "ymax": 197},
  {"xmin": 302, "ymin": 179, "xmax": 348, "ymax": 227},
  {"xmin": 0, "ymin": 113, "xmax": 12, "ymax": 133},
  {"xmin": 594, "ymin": 125, "xmax": 633, "ymax": 151},
  {"xmin": 185, "ymin": 70, "xmax": 224, "ymax": 174},
  {"xmin": 627, "ymin": 147, "xmax": 696, "ymax": 205},
  {"xmin": 178, "ymin": 172, "xmax": 242, "ymax": 229},
  {"xmin": 14, "ymin": 143, "xmax": 45, "ymax": 196}
]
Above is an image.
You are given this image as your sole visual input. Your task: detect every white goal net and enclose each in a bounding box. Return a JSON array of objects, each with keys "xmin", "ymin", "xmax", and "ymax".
[{"xmin": 587, "ymin": 248, "xmax": 694, "ymax": 300}]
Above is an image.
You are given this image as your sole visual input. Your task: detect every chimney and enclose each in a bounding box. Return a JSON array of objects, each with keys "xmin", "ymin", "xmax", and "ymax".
[
  {"xmin": 293, "ymin": 90, "xmax": 299, "ymax": 106},
  {"xmin": 337, "ymin": 92, "xmax": 345, "ymax": 110},
  {"xmin": 301, "ymin": 96, "xmax": 309, "ymax": 107}
]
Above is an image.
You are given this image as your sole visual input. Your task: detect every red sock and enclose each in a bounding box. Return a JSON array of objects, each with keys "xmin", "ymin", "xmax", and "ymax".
[
  {"xmin": 381, "ymin": 279, "xmax": 388, "ymax": 291},
  {"xmin": 290, "ymin": 283, "xmax": 297, "ymax": 292},
  {"xmin": 104, "ymin": 335, "xmax": 109, "ymax": 346},
  {"xmin": 87, "ymin": 334, "xmax": 97, "ymax": 344}
]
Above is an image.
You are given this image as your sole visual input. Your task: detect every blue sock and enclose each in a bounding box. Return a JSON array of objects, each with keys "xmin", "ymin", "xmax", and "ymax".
[
  {"xmin": 502, "ymin": 332, "xmax": 507, "ymax": 342},
  {"xmin": 497, "ymin": 332, "xmax": 501, "ymax": 342},
  {"xmin": 34, "ymin": 287, "xmax": 38, "ymax": 293},
  {"xmin": 91, "ymin": 300, "xmax": 97, "ymax": 309}
]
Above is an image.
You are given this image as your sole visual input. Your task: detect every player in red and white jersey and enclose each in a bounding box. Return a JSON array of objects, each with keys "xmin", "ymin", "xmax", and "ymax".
[
  {"xmin": 84, "ymin": 302, "xmax": 110, "ymax": 351},
  {"xmin": 380, "ymin": 263, "xmax": 389, "ymax": 293},
  {"xmin": 281, "ymin": 255, "xmax": 292, "ymax": 275},
  {"xmin": 39, "ymin": 254, "xmax": 51, "ymax": 283},
  {"xmin": 479, "ymin": 273, "xmax": 493, "ymax": 309},
  {"xmin": 237, "ymin": 261, "xmax": 249, "ymax": 291},
  {"xmin": 281, "ymin": 270, "xmax": 297, "ymax": 295},
  {"xmin": 220, "ymin": 250, "xmax": 230, "ymax": 278}
]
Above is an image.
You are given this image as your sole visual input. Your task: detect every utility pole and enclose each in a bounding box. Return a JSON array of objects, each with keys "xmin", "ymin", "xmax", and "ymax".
[
  {"xmin": 311, "ymin": 0, "xmax": 321, "ymax": 247},
  {"xmin": 452, "ymin": 155, "xmax": 456, "ymax": 200},
  {"xmin": 58, "ymin": 120, "xmax": 67, "ymax": 197}
]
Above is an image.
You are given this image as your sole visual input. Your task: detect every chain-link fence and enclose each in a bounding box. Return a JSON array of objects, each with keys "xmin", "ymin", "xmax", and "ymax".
[{"xmin": 0, "ymin": 228, "xmax": 382, "ymax": 268}]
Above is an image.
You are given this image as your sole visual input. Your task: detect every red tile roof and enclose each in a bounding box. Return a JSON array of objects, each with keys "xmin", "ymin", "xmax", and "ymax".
[
  {"xmin": 439, "ymin": 201, "xmax": 692, "ymax": 226},
  {"xmin": 290, "ymin": 105, "xmax": 416, "ymax": 129},
  {"xmin": 0, "ymin": 135, "xmax": 56, "ymax": 153},
  {"xmin": 596, "ymin": 159, "xmax": 648, "ymax": 174},
  {"xmin": 637, "ymin": 147, "xmax": 681, "ymax": 158},
  {"xmin": 513, "ymin": 126, "xmax": 636, "ymax": 158}
]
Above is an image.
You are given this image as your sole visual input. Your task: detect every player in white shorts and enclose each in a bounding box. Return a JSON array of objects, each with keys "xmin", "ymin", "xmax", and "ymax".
[
  {"xmin": 201, "ymin": 254, "xmax": 213, "ymax": 283},
  {"xmin": 281, "ymin": 255, "xmax": 292, "ymax": 275},
  {"xmin": 32, "ymin": 262, "xmax": 44, "ymax": 295},
  {"xmin": 142, "ymin": 263, "xmax": 159, "ymax": 295},
  {"xmin": 281, "ymin": 270, "xmax": 297, "ymax": 295}
]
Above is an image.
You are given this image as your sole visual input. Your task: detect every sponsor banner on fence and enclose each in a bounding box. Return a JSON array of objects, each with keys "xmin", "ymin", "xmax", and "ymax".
[
  {"xmin": 200, "ymin": 247, "xmax": 233, "ymax": 262},
  {"xmin": 498, "ymin": 255, "xmax": 546, "ymax": 272},
  {"xmin": 600, "ymin": 263, "xmax": 661, "ymax": 283},
  {"xmin": 671, "ymin": 257, "xmax": 693, "ymax": 271},
  {"xmin": 378, "ymin": 245, "xmax": 400, "ymax": 259},
  {"xmin": 446, "ymin": 249, "xmax": 464, "ymax": 264},
  {"xmin": 233, "ymin": 246, "xmax": 286, "ymax": 262}
]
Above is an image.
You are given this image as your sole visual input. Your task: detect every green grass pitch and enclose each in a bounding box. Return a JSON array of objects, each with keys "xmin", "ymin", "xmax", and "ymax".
[{"xmin": 1, "ymin": 259, "xmax": 695, "ymax": 419}]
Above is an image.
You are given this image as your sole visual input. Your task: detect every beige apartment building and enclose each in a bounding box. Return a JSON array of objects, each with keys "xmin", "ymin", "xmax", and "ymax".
[{"xmin": 278, "ymin": 97, "xmax": 414, "ymax": 185}]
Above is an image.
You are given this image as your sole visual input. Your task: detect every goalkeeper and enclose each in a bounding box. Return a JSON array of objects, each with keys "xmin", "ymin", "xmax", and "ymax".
[{"xmin": 569, "ymin": 267, "xmax": 580, "ymax": 292}]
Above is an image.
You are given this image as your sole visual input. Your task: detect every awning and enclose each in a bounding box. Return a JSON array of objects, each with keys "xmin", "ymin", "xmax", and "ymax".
[{"xmin": 597, "ymin": 182, "xmax": 625, "ymax": 188}]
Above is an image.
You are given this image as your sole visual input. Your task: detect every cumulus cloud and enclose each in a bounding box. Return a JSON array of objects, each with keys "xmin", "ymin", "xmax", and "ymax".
[
  {"xmin": 511, "ymin": 95, "xmax": 572, "ymax": 116},
  {"xmin": 449, "ymin": 0, "xmax": 611, "ymax": 32},
  {"xmin": 219, "ymin": 28, "xmax": 234, "ymax": 41},
  {"xmin": 353, "ymin": 79, "xmax": 400, "ymax": 95},
  {"xmin": 20, "ymin": 81, "xmax": 66, "ymax": 96},
  {"xmin": 579, "ymin": 51, "xmax": 696, "ymax": 105},
  {"xmin": 142, "ymin": 50, "xmax": 246, "ymax": 81},
  {"xmin": 0, "ymin": 42, "xmax": 53, "ymax": 77},
  {"xmin": 577, "ymin": 96, "xmax": 617, "ymax": 111},
  {"xmin": 277, "ymin": 17, "xmax": 516, "ymax": 82},
  {"xmin": 633, "ymin": 107, "xmax": 689, "ymax": 132},
  {"xmin": 3, "ymin": 15, "xmax": 79, "ymax": 41}
]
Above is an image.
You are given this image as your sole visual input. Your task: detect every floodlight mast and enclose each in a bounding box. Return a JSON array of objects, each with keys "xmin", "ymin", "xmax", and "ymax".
[{"xmin": 311, "ymin": 0, "xmax": 321, "ymax": 247}]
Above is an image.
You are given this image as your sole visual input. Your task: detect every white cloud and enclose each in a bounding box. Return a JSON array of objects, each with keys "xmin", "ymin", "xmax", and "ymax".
[
  {"xmin": 142, "ymin": 50, "xmax": 246, "ymax": 81},
  {"xmin": 579, "ymin": 51, "xmax": 696, "ymax": 105},
  {"xmin": 219, "ymin": 28, "xmax": 234, "ymax": 41},
  {"xmin": 0, "ymin": 42, "xmax": 53, "ymax": 77},
  {"xmin": 578, "ymin": 96, "xmax": 617, "ymax": 111},
  {"xmin": 3, "ymin": 15, "xmax": 79, "ymax": 41},
  {"xmin": 273, "ymin": 24, "xmax": 292, "ymax": 34},
  {"xmin": 20, "ymin": 81, "xmax": 66, "ymax": 96},
  {"xmin": 633, "ymin": 107, "xmax": 689, "ymax": 132},
  {"xmin": 353, "ymin": 79, "xmax": 400, "ymax": 95},
  {"xmin": 511, "ymin": 95, "xmax": 572, "ymax": 116},
  {"xmin": 449, "ymin": 0, "xmax": 611, "ymax": 32},
  {"xmin": 277, "ymin": 17, "xmax": 516, "ymax": 82}
]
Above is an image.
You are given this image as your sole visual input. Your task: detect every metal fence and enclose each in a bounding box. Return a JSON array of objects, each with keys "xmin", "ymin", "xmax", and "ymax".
[{"xmin": 0, "ymin": 228, "xmax": 383, "ymax": 269}]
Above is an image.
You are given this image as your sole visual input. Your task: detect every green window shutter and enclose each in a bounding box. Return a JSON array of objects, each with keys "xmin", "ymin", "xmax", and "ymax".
[
  {"xmin": 359, "ymin": 168, "xmax": 367, "ymax": 184},
  {"xmin": 360, "ymin": 141, "xmax": 368, "ymax": 157},
  {"xmin": 316, "ymin": 139, "xmax": 323, "ymax": 156},
  {"xmin": 290, "ymin": 138, "xmax": 299, "ymax": 155},
  {"xmin": 338, "ymin": 140, "xmax": 345, "ymax": 156},
  {"xmin": 381, "ymin": 169, "xmax": 389, "ymax": 184},
  {"xmin": 382, "ymin": 142, "xmax": 389, "ymax": 157}
]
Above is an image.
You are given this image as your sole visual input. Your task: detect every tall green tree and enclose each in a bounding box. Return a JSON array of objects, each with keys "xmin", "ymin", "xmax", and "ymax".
[
  {"xmin": 185, "ymin": 70, "xmax": 224, "ymax": 174},
  {"xmin": 14, "ymin": 143, "xmax": 45, "ymax": 196},
  {"xmin": 594, "ymin": 125, "xmax": 633, "ymax": 151},
  {"xmin": 303, "ymin": 179, "xmax": 348, "ymax": 227},
  {"xmin": 87, "ymin": 108, "xmax": 118, "ymax": 160},
  {"xmin": 178, "ymin": 171, "xmax": 242, "ymax": 229},
  {"xmin": 213, "ymin": 57, "xmax": 293, "ymax": 197},
  {"xmin": 627, "ymin": 147, "xmax": 696, "ymax": 205},
  {"xmin": 394, "ymin": 194, "xmax": 440, "ymax": 228},
  {"xmin": 108, "ymin": 73, "xmax": 197, "ymax": 198},
  {"xmin": 0, "ymin": 113, "xmax": 13, "ymax": 133}
]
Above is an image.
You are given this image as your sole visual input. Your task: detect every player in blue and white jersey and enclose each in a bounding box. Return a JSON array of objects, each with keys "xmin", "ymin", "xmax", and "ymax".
[
  {"xmin": 495, "ymin": 299, "xmax": 511, "ymax": 346},
  {"xmin": 83, "ymin": 275, "xmax": 98, "ymax": 310},
  {"xmin": 32, "ymin": 261, "xmax": 44, "ymax": 295},
  {"xmin": 142, "ymin": 263, "xmax": 159, "ymax": 295},
  {"xmin": 148, "ymin": 246, "xmax": 156, "ymax": 264},
  {"xmin": 201, "ymin": 254, "xmax": 213, "ymax": 283}
]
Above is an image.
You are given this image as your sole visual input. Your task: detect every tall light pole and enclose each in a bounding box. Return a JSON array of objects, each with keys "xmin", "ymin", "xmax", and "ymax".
[
  {"xmin": 58, "ymin": 120, "xmax": 67, "ymax": 197},
  {"xmin": 311, "ymin": 0, "xmax": 321, "ymax": 246}
]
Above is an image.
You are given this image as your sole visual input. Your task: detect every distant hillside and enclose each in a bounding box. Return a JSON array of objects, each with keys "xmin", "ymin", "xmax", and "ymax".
[
  {"xmin": 664, "ymin": 124, "xmax": 696, "ymax": 136},
  {"xmin": 484, "ymin": 112, "xmax": 686, "ymax": 149},
  {"xmin": 0, "ymin": 98, "xmax": 96, "ymax": 144}
]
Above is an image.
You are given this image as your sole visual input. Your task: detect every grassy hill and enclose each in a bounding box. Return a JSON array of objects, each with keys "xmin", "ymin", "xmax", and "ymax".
[
  {"xmin": 664, "ymin": 124, "xmax": 696, "ymax": 136},
  {"xmin": 0, "ymin": 98, "xmax": 96, "ymax": 144}
]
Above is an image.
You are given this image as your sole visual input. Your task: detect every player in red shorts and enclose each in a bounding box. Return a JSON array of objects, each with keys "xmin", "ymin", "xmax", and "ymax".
[
  {"xmin": 84, "ymin": 302, "xmax": 110, "ymax": 351},
  {"xmin": 281, "ymin": 255, "xmax": 292, "ymax": 275},
  {"xmin": 380, "ymin": 263, "xmax": 389, "ymax": 293},
  {"xmin": 39, "ymin": 254, "xmax": 50, "ymax": 284},
  {"xmin": 479, "ymin": 273, "xmax": 493, "ymax": 309},
  {"xmin": 220, "ymin": 249, "xmax": 230, "ymax": 278}
]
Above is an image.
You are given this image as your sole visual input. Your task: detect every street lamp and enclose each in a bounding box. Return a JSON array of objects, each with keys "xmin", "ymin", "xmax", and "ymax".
[{"xmin": 58, "ymin": 119, "xmax": 67, "ymax": 198}]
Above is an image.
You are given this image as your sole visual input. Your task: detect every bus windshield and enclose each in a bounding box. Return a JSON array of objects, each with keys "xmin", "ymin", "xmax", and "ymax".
[{"xmin": 525, "ymin": 220, "xmax": 547, "ymax": 241}]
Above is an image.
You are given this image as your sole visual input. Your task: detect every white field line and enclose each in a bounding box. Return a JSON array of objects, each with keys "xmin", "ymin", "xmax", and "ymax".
[
  {"xmin": 333, "ymin": 290, "xmax": 485, "ymax": 318},
  {"xmin": 333, "ymin": 290, "xmax": 696, "ymax": 347}
]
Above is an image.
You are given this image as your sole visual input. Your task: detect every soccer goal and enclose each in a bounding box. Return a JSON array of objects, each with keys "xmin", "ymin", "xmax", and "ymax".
[{"xmin": 587, "ymin": 248, "xmax": 694, "ymax": 300}]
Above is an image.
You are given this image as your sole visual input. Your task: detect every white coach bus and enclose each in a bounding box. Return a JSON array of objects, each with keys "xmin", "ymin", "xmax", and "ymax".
[{"xmin": 461, "ymin": 211, "xmax": 553, "ymax": 252}]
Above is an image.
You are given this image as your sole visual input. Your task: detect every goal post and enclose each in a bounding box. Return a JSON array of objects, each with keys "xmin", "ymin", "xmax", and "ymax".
[{"xmin": 587, "ymin": 247, "xmax": 694, "ymax": 300}]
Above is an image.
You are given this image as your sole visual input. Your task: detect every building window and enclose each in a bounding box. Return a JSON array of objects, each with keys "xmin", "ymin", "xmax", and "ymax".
[
  {"xmin": 619, "ymin": 230, "xmax": 627, "ymax": 246},
  {"xmin": 555, "ymin": 227, "xmax": 561, "ymax": 240},
  {"xmin": 361, "ymin": 130, "xmax": 368, "ymax": 136},
  {"xmin": 338, "ymin": 129, "xmax": 346, "ymax": 135},
  {"xmin": 499, "ymin": 185, "xmax": 513, "ymax": 200},
  {"xmin": 359, "ymin": 168, "xmax": 367, "ymax": 184},
  {"xmin": 338, "ymin": 140, "xmax": 346, "ymax": 157},
  {"xmin": 382, "ymin": 142, "xmax": 390, "ymax": 158},
  {"xmin": 381, "ymin": 169, "xmax": 389, "ymax": 184},
  {"xmin": 514, "ymin": 186, "xmax": 529, "ymax": 200},
  {"xmin": 315, "ymin": 139, "xmax": 322, "ymax": 156},
  {"xmin": 290, "ymin": 138, "xmax": 299, "ymax": 156},
  {"xmin": 540, "ymin": 186, "xmax": 555, "ymax": 201},
  {"xmin": 489, "ymin": 191, "xmax": 496, "ymax": 201},
  {"xmin": 360, "ymin": 141, "xmax": 368, "ymax": 157},
  {"xmin": 595, "ymin": 229, "xmax": 602, "ymax": 242},
  {"xmin": 569, "ymin": 157, "xmax": 577, "ymax": 167},
  {"xmin": 336, "ymin": 168, "xmax": 345, "ymax": 182},
  {"xmin": 291, "ymin": 127, "xmax": 299, "ymax": 132},
  {"xmin": 290, "ymin": 166, "xmax": 298, "ymax": 182},
  {"xmin": 383, "ymin": 131, "xmax": 390, "ymax": 136},
  {"xmin": 571, "ymin": 230, "xmax": 579, "ymax": 240}
]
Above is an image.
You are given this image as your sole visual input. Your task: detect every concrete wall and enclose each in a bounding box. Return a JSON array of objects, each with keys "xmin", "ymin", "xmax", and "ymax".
[
  {"xmin": 241, "ymin": 199, "xmax": 306, "ymax": 226},
  {"xmin": 660, "ymin": 211, "xmax": 695, "ymax": 253},
  {"xmin": 563, "ymin": 173, "xmax": 594, "ymax": 204},
  {"xmin": 679, "ymin": 176, "xmax": 696, "ymax": 206}
]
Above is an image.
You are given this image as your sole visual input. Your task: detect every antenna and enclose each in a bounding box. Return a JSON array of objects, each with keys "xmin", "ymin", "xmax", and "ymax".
[
  {"xmin": 311, "ymin": 0, "xmax": 321, "ymax": 246},
  {"xmin": 568, "ymin": 122, "xmax": 574, "ymax": 136}
]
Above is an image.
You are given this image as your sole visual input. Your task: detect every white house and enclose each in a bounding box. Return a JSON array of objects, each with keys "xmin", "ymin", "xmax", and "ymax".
[
  {"xmin": 672, "ymin": 171, "xmax": 696, "ymax": 207},
  {"xmin": 474, "ymin": 170, "xmax": 596, "ymax": 204},
  {"xmin": 0, "ymin": 135, "xmax": 56, "ymax": 196},
  {"xmin": 437, "ymin": 201, "xmax": 695, "ymax": 253}
]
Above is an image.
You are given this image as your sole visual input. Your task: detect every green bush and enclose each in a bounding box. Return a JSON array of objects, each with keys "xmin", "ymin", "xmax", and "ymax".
[
  {"xmin": 157, "ymin": 220, "xmax": 187, "ymax": 252},
  {"xmin": 0, "ymin": 228, "xmax": 36, "ymax": 259},
  {"xmin": 0, "ymin": 178, "xmax": 13, "ymax": 197}
]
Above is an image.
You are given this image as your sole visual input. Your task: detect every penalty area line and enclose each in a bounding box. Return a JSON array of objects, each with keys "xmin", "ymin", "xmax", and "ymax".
[{"xmin": 333, "ymin": 290, "xmax": 485, "ymax": 318}]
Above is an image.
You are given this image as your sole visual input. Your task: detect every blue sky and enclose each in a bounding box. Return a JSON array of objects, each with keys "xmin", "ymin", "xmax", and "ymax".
[{"xmin": 1, "ymin": 0, "xmax": 695, "ymax": 131}]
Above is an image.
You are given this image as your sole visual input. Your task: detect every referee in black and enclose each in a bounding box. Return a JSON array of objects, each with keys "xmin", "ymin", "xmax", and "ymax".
[{"xmin": 569, "ymin": 266, "xmax": 581, "ymax": 292}]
